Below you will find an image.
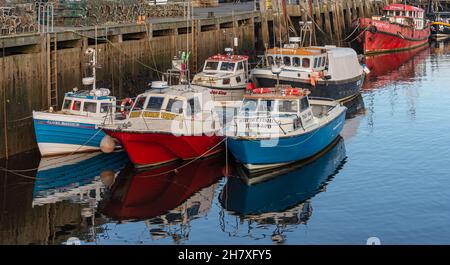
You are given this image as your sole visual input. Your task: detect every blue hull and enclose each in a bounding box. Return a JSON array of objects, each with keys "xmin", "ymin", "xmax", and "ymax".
[
  {"xmin": 33, "ymin": 119, "xmax": 106, "ymax": 149},
  {"xmin": 227, "ymin": 110, "xmax": 346, "ymax": 166}
]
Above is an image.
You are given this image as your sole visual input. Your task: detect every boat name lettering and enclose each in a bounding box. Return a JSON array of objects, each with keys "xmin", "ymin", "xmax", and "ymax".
[{"xmin": 45, "ymin": 120, "xmax": 81, "ymax": 127}]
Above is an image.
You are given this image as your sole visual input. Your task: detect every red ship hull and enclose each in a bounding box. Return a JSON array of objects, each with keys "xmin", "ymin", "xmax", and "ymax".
[
  {"xmin": 355, "ymin": 18, "xmax": 430, "ymax": 55},
  {"xmin": 105, "ymin": 130, "xmax": 224, "ymax": 167}
]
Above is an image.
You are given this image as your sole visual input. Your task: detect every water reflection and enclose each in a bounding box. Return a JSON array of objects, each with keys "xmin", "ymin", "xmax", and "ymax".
[
  {"xmin": 99, "ymin": 154, "xmax": 225, "ymax": 244},
  {"xmin": 219, "ymin": 137, "xmax": 347, "ymax": 243},
  {"xmin": 363, "ymin": 45, "xmax": 430, "ymax": 91},
  {"xmin": 33, "ymin": 151, "xmax": 128, "ymax": 207}
]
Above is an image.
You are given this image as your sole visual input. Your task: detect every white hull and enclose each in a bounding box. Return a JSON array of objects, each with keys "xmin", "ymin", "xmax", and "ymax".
[{"xmin": 38, "ymin": 143, "xmax": 100, "ymax": 157}]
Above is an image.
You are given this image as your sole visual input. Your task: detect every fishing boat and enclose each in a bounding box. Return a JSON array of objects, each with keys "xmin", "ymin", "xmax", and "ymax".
[
  {"xmin": 352, "ymin": 3, "xmax": 430, "ymax": 55},
  {"xmin": 32, "ymin": 48, "xmax": 125, "ymax": 157},
  {"xmin": 100, "ymin": 82, "xmax": 223, "ymax": 168},
  {"xmin": 225, "ymin": 86, "xmax": 347, "ymax": 171},
  {"xmin": 192, "ymin": 48, "xmax": 250, "ymax": 103},
  {"xmin": 251, "ymin": 38, "xmax": 366, "ymax": 102},
  {"xmin": 430, "ymin": 12, "xmax": 450, "ymax": 40}
]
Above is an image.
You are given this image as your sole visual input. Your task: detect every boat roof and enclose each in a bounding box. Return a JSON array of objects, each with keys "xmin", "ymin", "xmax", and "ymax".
[
  {"xmin": 244, "ymin": 87, "xmax": 310, "ymax": 100},
  {"xmin": 141, "ymin": 84, "xmax": 209, "ymax": 98},
  {"xmin": 266, "ymin": 46, "xmax": 325, "ymax": 56},
  {"xmin": 64, "ymin": 90, "xmax": 115, "ymax": 101},
  {"xmin": 384, "ymin": 4, "xmax": 424, "ymax": 12},
  {"xmin": 206, "ymin": 54, "xmax": 249, "ymax": 62}
]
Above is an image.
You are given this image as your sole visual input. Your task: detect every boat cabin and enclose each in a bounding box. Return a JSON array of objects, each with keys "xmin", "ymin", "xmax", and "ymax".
[
  {"xmin": 230, "ymin": 87, "xmax": 316, "ymax": 136},
  {"xmin": 192, "ymin": 52, "xmax": 250, "ymax": 89},
  {"xmin": 60, "ymin": 89, "xmax": 117, "ymax": 119},
  {"xmin": 126, "ymin": 84, "xmax": 219, "ymax": 134},
  {"xmin": 264, "ymin": 46, "xmax": 328, "ymax": 72},
  {"xmin": 202, "ymin": 54, "xmax": 249, "ymax": 76},
  {"xmin": 378, "ymin": 4, "xmax": 425, "ymax": 29}
]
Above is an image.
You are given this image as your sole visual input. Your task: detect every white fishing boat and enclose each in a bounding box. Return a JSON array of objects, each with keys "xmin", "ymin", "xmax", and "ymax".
[{"xmin": 192, "ymin": 48, "xmax": 250, "ymax": 103}]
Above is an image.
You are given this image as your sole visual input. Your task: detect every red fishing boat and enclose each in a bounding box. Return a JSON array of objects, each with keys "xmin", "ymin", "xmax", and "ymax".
[
  {"xmin": 100, "ymin": 82, "xmax": 224, "ymax": 168},
  {"xmin": 352, "ymin": 3, "xmax": 430, "ymax": 55}
]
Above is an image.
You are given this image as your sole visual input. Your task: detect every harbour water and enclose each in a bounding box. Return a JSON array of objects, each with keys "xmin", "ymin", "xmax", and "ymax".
[{"xmin": 1, "ymin": 40, "xmax": 450, "ymax": 245}]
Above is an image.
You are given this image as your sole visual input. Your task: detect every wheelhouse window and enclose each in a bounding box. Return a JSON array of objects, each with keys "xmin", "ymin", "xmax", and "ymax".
[
  {"xmin": 83, "ymin": 102, "xmax": 97, "ymax": 113},
  {"xmin": 204, "ymin": 61, "xmax": 219, "ymax": 71},
  {"xmin": 258, "ymin": 100, "xmax": 276, "ymax": 112},
  {"xmin": 300, "ymin": 97, "xmax": 310, "ymax": 112},
  {"xmin": 267, "ymin": 56, "xmax": 274, "ymax": 66},
  {"xmin": 187, "ymin": 97, "xmax": 201, "ymax": 116},
  {"xmin": 241, "ymin": 99, "xmax": 258, "ymax": 113},
  {"xmin": 63, "ymin": 99, "xmax": 72, "ymax": 110},
  {"xmin": 166, "ymin": 98, "xmax": 184, "ymax": 114},
  {"xmin": 237, "ymin": 62, "xmax": 244, "ymax": 71},
  {"xmin": 100, "ymin": 103, "xmax": 112, "ymax": 113},
  {"xmin": 279, "ymin": 100, "xmax": 298, "ymax": 113},
  {"xmin": 220, "ymin": 62, "xmax": 235, "ymax": 72},
  {"xmin": 317, "ymin": 57, "xmax": 322, "ymax": 68},
  {"xmin": 132, "ymin": 96, "xmax": 147, "ymax": 111},
  {"xmin": 72, "ymin": 100, "xmax": 82, "ymax": 111},
  {"xmin": 314, "ymin": 57, "xmax": 319, "ymax": 68},
  {"xmin": 146, "ymin": 97, "xmax": 164, "ymax": 111},
  {"xmin": 322, "ymin": 56, "xmax": 327, "ymax": 67},
  {"xmin": 302, "ymin": 58, "xmax": 310, "ymax": 68},
  {"xmin": 293, "ymin": 57, "xmax": 301, "ymax": 67},
  {"xmin": 283, "ymin": 56, "xmax": 291, "ymax": 66}
]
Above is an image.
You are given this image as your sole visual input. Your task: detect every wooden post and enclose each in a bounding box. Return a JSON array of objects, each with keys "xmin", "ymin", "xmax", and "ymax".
[{"xmin": 260, "ymin": 0, "xmax": 270, "ymax": 48}]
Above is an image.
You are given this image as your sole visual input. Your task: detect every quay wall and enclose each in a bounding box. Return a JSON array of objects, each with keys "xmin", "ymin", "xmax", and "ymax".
[{"xmin": 0, "ymin": 1, "xmax": 394, "ymax": 159}]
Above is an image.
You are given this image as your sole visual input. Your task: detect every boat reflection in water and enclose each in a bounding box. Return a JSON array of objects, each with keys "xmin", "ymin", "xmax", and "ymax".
[
  {"xmin": 362, "ymin": 45, "xmax": 430, "ymax": 90},
  {"xmin": 219, "ymin": 137, "xmax": 346, "ymax": 243},
  {"xmin": 99, "ymin": 154, "xmax": 225, "ymax": 243},
  {"xmin": 33, "ymin": 151, "xmax": 129, "ymax": 207}
]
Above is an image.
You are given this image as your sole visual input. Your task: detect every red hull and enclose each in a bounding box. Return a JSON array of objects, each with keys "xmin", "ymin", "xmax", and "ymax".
[
  {"xmin": 356, "ymin": 18, "xmax": 430, "ymax": 54},
  {"xmin": 105, "ymin": 130, "xmax": 224, "ymax": 167}
]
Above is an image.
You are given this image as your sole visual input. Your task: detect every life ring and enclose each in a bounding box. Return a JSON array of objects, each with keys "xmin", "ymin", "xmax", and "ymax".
[
  {"xmin": 252, "ymin": 88, "xmax": 271, "ymax": 94},
  {"xmin": 285, "ymin": 88, "xmax": 302, "ymax": 96},
  {"xmin": 120, "ymin": 98, "xmax": 134, "ymax": 117}
]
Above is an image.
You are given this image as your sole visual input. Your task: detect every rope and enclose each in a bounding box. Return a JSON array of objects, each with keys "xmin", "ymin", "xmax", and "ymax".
[
  {"xmin": 7, "ymin": 115, "xmax": 33, "ymax": 123},
  {"xmin": 342, "ymin": 22, "xmax": 360, "ymax": 42},
  {"xmin": 345, "ymin": 26, "xmax": 370, "ymax": 44},
  {"xmin": 136, "ymin": 137, "xmax": 227, "ymax": 178},
  {"xmin": 0, "ymin": 128, "xmax": 105, "ymax": 177}
]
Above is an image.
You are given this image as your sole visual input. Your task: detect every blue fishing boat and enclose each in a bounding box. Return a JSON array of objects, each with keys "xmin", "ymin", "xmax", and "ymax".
[
  {"xmin": 32, "ymin": 48, "xmax": 126, "ymax": 157},
  {"xmin": 225, "ymin": 86, "xmax": 347, "ymax": 171}
]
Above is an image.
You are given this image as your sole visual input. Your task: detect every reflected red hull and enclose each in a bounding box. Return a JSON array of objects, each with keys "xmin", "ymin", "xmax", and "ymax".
[
  {"xmin": 100, "ymin": 154, "xmax": 225, "ymax": 220},
  {"xmin": 363, "ymin": 45, "xmax": 429, "ymax": 90}
]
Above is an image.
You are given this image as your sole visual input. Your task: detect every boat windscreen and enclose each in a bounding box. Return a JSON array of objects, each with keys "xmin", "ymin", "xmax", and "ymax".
[
  {"xmin": 205, "ymin": 61, "xmax": 219, "ymax": 71},
  {"xmin": 132, "ymin": 96, "xmax": 147, "ymax": 111},
  {"xmin": 241, "ymin": 99, "xmax": 258, "ymax": 113},
  {"xmin": 220, "ymin": 62, "xmax": 235, "ymax": 72},
  {"xmin": 258, "ymin": 100, "xmax": 276, "ymax": 112}
]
